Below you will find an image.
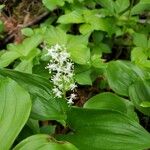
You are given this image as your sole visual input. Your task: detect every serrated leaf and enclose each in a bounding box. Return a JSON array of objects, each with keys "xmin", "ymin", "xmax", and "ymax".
[
  {"xmin": 58, "ymin": 107, "xmax": 150, "ymax": 150},
  {"xmin": 0, "ymin": 78, "xmax": 31, "ymax": 150},
  {"xmin": 13, "ymin": 134, "xmax": 78, "ymax": 150}
]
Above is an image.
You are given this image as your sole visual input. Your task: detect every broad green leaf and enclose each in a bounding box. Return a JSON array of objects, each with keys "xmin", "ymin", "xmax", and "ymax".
[
  {"xmin": 131, "ymin": 0, "xmax": 150, "ymax": 15},
  {"xmin": 57, "ymin": 10, "xmax": 84, "ymax": 24},
  {"xmin": 21, "ymin": 28, "xmax": 34, "ymax": 37},
  {"xmin": 67, "ymin": 35, "xmax": 90, "ymax": 64},
  {"xmin": 95, "ymin": 0, "xmax": 115, "ymax": 14},
  {"xmin": 83, "ymin": 10, "xmax": 108, "ymax": 32},
  {"xmin": 13, "ymin": 134, "xmax": 78, "ymax": 150},
  {"xmin": 42, "ymin": 0, "xmax": 73, "ymax": 11},
  {"xmin": 114, "ymin": 0, "xmax": 130, "ymax": 14},
  {"xmin": 106, "ymin": 60, "xmax": 147, "ymax": 96},
  {"xmin": 42, "ymin": 0, "xmax": 64, "ymax": 10},
  {"xmin": 131, "ymin": 47, "xmax": 150, "ymax": 68},
  {"xmin": 0, "ymin": 51, "xmax": 21, "ymax": 67},
  {"xmin": 133, "ymin": 33, "xmax": 148, "ymax": 48},
  {"xmin": 0, "ymin": 78, "xmax": 31, "ymax": 150},
  {"xmin": 15, "ymin": 60, "xmax": 33, "ymax": 73},
  {"xmin": 58, "ymin": 107, "xmax": 150, "ymax": 150},
  {"xmin": 44, "ymin": 26, "xmax": 67, "ymax": 46},
  {"xmin": 79, "ymin": 24, "xmax": 93, "ymax": 34},
  {"xmin": 84, "ymin": 92, "xmax": 138, "ymax": 121},
  {"xmin": 75, "ymin": 70, "xmax": 92, "ymax": 85},
  {"xmin": 5, "ymin": 33, "xmax": 43, "ymax": 60},
  {"xmin": 15, "ymin": 34, "xmax": 43, "ymax": 56},
  {"xmin": 129, "ymin": 79, "xmax": 150, "ymax": 116},
  {"xmin": 0, "ymin": 68, "xmax": 67, "ymax": 122}
]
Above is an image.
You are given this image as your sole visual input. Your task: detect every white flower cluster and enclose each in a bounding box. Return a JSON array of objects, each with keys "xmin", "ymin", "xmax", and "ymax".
[{"xmin": 45, "ymin": 44, "xmax": 77, "ymax": 104}]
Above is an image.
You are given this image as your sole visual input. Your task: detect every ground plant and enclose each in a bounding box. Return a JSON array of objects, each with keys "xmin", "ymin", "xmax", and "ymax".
[{"xmin": 0, "ymin": 0, "xmax": 150, "ymax": 149}]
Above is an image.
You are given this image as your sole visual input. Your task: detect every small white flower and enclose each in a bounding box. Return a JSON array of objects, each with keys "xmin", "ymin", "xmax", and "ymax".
[
  {"xmin": 45, "ymin": 44, "xmax": 77, "ymax": 105},
  {"xmin": 70, "ymin": 83, "xmax": 77, "ymax": 90},
  {"xmin": 67, "ymin": 93, "xmax": 77, "ymax": 104},
  {"xmin": 52, "ymin": 88, "xmax": 62, "ymax": 98}
]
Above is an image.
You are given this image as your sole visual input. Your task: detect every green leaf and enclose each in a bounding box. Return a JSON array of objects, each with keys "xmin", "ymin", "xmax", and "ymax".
[
  {"xmin": 79, "ymin": 24, "xmax": 93, "ymax": 34},
  {"xmin": 67, "ymin": 35, "xmax": 90, "ymax": 64},
  {"xmin": 0, "ymin": 51, "xmax": 21, "ymax": 67},
  {"xmin": 133, "ymin": 33, "xmax": 148, "ymax": 48},
  {"xmin": 84, "ymin": 92, "xmax": 138, "ymax": 121},
  {"xmin": 42, "ymin": 0, "xmax": 64, "ymax": 10},
  {"xmin": 131, "ymin": 47, "xmax": 150, "ymax": 68},
  {"xmin": 57, "ymin": 10, "xmax": 84, "ymax": 24},
  {"xmin": 44, "ymin": 26, "xmax": 67, "ymax": 46},
  {"xmin": 58, "ymin": 107, "xmax": 150, "ymax": 150},
  {"xmin": 75, "ymin": 70, "xmax": 92, "ymax": 85},
  {"xmin": 0, "ymin": 20, "xmax": 4, "ymax": 33},
  {"xmin": 106, "ymin": 60, "xmax": 147, "ymax": 96},
  {"xmin": 129, "ymin": 79, "xmax": 150, "ymax": 116},
  {"xmin": 95, "ymin": 0, "xmax": 115, "ymax": 14},
  {"xmin": 131, "ymin": 0, "xmax": 150, "ymax": 15},
  {"xmin": 0, "ymin": 68, "xmax": 67, "ymax": 122},
  {"xmin": 114, "ymin": 0, "xmax": 130, "ymax": 13},
  {"xmin": 13, "ymin": 134, "xmax": 78, "ymax": 150},
  {"xmin": 42, "ymin": 0, "xmax": 73, "ymax": 11},
  {"xmin": 0, "ymin": 78, "xmax": 31, "ymax": 150},
  {"xmin": 21, "ymin": 28, "xmax": 34, "ymax": 37}
]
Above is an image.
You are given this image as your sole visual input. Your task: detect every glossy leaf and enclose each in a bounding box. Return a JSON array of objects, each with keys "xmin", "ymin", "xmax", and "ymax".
[
  {"xmin": 106, "ymin": 60, "xmax": 147, "ymax": 96},
  {"xmin": 0, "ymin": 68, "xmax": 67, "ymax": 121},
  {"xmin": 129, "ymin": 79, "xmax": 150, "ymax": 116},
  {"xmin": 0, "ymin": 78, "xmax": 31, "ymax": 150},
  {"xmin": 84, "ymin": 92, "xmax": 138, "ymax": 121},
  {"xmin": 13, "ymin": 134, "xmax": 78, "ymax": 150},
  {"xmin": 58, "ymin": 107, "xmax": 150, "ymax": 150}
]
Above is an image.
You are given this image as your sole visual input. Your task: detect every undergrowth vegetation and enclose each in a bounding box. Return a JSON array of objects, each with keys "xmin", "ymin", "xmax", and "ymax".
[{"xmin": 0, "ymin": 0, "xmax": 150, "ymax": 149}]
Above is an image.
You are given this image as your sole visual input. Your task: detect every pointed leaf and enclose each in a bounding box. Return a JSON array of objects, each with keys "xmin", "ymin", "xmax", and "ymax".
[
  {"xmin": 129, "ymin": 79, "xmax": 150, "ymax": 116},
  {"xmin": 0, "ymin": 68, "xmax": 67, "ymax": 121},
  {"xmin": 0, "ymin": 78, "xmax": 31, "ymax": 150},
  {"xmin": 58, "ymin": 107, "xmax": 150, "ymax": 150},
  {"xmin": 106, "ymin": 60, "xmax": 147, "ymax": 96}
]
